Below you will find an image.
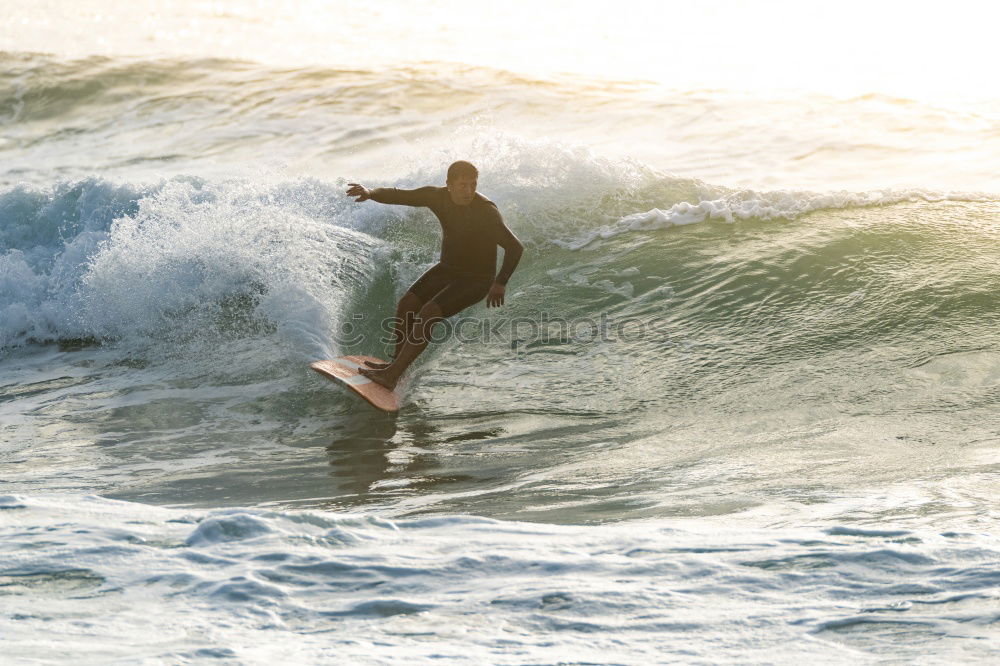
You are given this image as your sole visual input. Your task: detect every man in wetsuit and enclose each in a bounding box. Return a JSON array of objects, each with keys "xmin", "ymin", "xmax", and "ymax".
[{"xmin": 345, "ymin": 160, "xmax": 523, "ymax": 390}]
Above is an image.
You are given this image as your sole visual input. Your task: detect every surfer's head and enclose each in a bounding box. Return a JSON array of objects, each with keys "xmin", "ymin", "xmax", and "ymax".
[{"xmin": 446, "ymin": 160, "xmax": 478, "ymax": 206}]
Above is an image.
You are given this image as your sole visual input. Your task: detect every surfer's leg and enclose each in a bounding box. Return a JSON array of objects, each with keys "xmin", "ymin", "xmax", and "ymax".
[
  {"xmin": 359, "ymin": 300, "xmax": 444, "ymax": 390},
  {"xmin": 365, "ymin": 290, "xmax": 423, "ymax": 369},
  {"xmin": 365, "ymin": 263, "xmax": 451, "ymax": 369},
  {"xmin": 396, "ymin": 291, "xmax": 425, "ymax": 359},
  {"xmin": 359, "ymin": 278, "xmax": 491, "ymax": 389}
]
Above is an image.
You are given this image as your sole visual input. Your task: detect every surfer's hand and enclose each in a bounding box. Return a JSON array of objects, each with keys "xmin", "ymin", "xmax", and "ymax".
[
  {"xmin": 346, "ymin": 183, "xmax": 372, "ymax": 202},
  {"xmin": 486, "ymin": 282, "xmax": 506, "ymax": 307}
]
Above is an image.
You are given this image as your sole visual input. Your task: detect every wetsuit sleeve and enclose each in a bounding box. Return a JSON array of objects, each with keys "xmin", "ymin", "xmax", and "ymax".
[
  {"xmin": 369, "ymin": 186, "xmax": 438, "ymax": 208},
  {"xmin": 492, "ymin": 207, "xmax": 523, "ymax": 286}
]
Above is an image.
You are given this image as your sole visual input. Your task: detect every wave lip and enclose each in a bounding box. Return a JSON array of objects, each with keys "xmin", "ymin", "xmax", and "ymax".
[
  {"xmin": 0, "ymin": 178, "xmax": 146, "ymax": 347},
  {"xmin": 0, "ymin": 175, "xmax": 384, "ymax": 354},
  {"xmin": 559, "ymin": 186, "xmax": 999, "ymax": 249}
]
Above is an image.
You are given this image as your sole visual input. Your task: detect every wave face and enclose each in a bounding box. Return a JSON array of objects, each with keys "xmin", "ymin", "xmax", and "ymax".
[{"xmin": 2, "ymin": 153, "xmax": 995, "ymax": 357}]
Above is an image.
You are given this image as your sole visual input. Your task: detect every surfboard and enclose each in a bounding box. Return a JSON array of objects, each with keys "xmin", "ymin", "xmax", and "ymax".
[{"xmin": 310, "ymin": 355, "xmax": 402, "ymax": 412}]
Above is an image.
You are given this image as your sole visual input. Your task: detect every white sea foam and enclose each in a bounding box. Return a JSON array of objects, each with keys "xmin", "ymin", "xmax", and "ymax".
[
  {"xmin": 0, "ymin": 177, "xmax": 386, "ymax": 355},
  {"xmin": 1, "ymin": 494, "xmax": 997, "ymax": 664}
]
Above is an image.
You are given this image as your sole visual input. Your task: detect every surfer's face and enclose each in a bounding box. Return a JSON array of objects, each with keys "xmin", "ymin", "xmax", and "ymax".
[{"xmin": 447, "ymin": 175, "xmax": 477, "ymax": 206}]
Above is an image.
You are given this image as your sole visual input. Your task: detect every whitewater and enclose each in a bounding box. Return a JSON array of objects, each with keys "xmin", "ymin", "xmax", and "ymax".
[{"xmin": 2, "ymin": 3, "xmax": 1000, "ymax": 663}]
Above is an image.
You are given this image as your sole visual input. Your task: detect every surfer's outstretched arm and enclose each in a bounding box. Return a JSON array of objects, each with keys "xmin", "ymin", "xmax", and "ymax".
[{"xmin": 346, "ymin": 183, "xmax": 436, "ymax": 207}]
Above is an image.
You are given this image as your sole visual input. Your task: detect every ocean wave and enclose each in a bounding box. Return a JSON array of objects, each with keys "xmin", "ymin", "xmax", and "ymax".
[
  {"xmin": 0, "ymin": 52, "xmax": 687, "ymax": 127},
  {"xmin": 5, "ymin": 51, "xmax": 1000, "ymax": 195},
  {"xmin": 1, "ymin": 159, "xmax": 997, "ymax": 356}
]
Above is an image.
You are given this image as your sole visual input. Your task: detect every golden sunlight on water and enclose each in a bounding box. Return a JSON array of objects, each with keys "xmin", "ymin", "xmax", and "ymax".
[{"xmin": 5, "ymin": 0, "xmax": 999, "ymax": 103}]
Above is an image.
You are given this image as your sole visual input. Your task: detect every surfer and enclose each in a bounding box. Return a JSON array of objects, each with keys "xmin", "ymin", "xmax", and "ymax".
[{"xmin": 346, "ymin": 160, "xmax": 523, "ymax": 390}]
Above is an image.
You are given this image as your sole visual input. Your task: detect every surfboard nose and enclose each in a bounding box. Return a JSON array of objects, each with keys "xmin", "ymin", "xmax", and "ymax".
[{"xmin": 310, "ymin": 356, "xmax": 402, "ymax": 412}]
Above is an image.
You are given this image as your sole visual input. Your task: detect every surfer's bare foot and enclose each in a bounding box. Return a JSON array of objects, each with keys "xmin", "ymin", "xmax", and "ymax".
[
  {"xmin": 364, "ymin": 359, "xmax": 392, "ymax": 370},
  {"xmin": 359, "ymin": 366, "xmax": 399, "ymax": 390}
]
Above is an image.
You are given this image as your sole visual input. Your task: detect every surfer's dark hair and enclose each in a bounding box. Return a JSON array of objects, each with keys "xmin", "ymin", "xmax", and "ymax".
[{"xmin": 446, "ymin": 160, "xmax": 478, "ymax": 182}]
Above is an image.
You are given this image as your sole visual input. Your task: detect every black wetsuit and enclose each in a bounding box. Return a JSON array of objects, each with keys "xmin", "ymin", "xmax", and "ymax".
[{"xmin": 370, "ymin": 186, "xmax": 523, "ymax": 317}]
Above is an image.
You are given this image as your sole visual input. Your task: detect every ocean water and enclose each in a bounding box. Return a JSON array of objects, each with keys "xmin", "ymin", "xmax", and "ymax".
[{"xmin": 3, "ymin": 2, "xmax": 1000, "ymax": 663}]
